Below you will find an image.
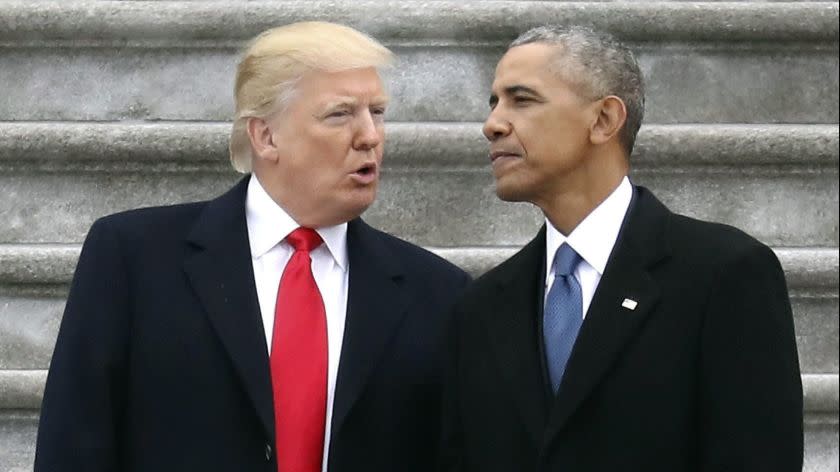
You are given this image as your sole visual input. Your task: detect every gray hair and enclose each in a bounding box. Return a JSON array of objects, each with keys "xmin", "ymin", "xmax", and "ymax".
[{"xmin": 510, "ymin": 26, "xmax": 645, "ymax": 155}]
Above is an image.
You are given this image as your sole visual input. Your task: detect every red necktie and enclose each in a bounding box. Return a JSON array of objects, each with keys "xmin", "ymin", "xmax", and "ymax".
[{"xmin": 271, "ymin": 227, "xmax": 327, "ymax": 472}]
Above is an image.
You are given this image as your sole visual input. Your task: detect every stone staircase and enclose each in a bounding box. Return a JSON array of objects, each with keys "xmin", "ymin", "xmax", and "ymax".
[{"xmin": 0, "ymin": 1, "xmax": 837, "ymax": 470}]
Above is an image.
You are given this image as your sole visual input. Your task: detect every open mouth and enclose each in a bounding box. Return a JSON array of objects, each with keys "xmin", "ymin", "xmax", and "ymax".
[
  {"xmin": 354, "ymin": 163, "xmax": 376, "ymax": 176},
  {"xmin": 350, "ymin": 162, "xmax": 378, "ymax": 184}
]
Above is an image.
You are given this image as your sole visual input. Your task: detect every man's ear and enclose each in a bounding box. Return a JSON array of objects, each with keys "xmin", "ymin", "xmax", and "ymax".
[
  {"xmin": 246, "ymin": 117, "xmax": 279, "ymax": 163},
  {"xmin": 589, "ymin": 95, "xmax": 627, "ymax": 146}
]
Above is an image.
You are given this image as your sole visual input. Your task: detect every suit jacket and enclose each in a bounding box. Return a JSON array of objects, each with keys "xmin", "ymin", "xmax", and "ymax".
[
  {"xmin": 440, "ymin": 186, "xmax": 803, "ymax": 471},
  {"xmin": 35, "ymin": 176, "xmax": 471, "ymax": 472}
]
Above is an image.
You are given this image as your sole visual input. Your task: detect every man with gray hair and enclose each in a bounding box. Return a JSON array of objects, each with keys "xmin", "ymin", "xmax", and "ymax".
[
  {"xmin": 36, "ymin": 21, "xmax": 469, "ymax": 472},
  {"xmin": 440, "ymin": 25, "xmax": 802, "ymax": 471}
]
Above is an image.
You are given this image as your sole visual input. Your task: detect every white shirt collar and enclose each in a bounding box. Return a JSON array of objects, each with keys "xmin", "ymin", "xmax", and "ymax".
[
  {"xmin": 245, "ymin": 174, "xmax": 348, "ymax": 271},
  {"xmin": 545, "ymin": 176, "xmax": 633, "ymax": 275}
]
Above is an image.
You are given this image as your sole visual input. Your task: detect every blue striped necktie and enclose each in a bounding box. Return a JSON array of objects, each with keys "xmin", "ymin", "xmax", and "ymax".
[{"xmin": 543, "ymin": 243, "xmax": 584, "ymax": 394}]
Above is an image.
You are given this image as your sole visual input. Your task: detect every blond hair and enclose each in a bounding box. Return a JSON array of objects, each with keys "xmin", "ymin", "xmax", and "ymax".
[{"xmin": 229, "ymin": 22, "xmax": 393, "ymax": 173}]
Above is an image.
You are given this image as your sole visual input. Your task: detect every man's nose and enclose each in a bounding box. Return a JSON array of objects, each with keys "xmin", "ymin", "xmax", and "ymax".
[
  {"xmin": 483, "ymin": 109, "xmax": 511, "ymax": 142},
  {"xmin": 353, "ymin": 110, "xmax": 383, "ymax": 150}
]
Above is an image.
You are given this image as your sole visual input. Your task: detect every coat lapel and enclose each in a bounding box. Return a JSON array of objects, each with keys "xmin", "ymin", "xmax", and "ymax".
[
  {"xmin": 182, "ymin": 176, "xmax": 275, "ymax": 439},
  {"xmin": 330, "ymin": 219, "xmax": 410, "ymax": 437},
  {"xmin": 482, "ymin": 228, "xmax": 550, "ymax": 447},
  {"xmin": 543, "ymin": 187, "xmax": 670, "ymax": 444}
]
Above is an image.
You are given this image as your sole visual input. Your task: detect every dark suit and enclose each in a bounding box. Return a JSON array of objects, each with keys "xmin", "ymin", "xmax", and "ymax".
[
  {"xmin": 440, "ymin": 186, "xmax": 803, "ymax": 471},
  {"xmin": 36, "ymin": 177, "xmax": 470, "ymax": 472}
]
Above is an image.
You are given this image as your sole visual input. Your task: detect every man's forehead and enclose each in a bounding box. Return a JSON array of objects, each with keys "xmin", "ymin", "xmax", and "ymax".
[
  {"xmin": 301, "ymin": 67, "xmax": 387, "ymax": 97},
  {"xmin": 491, "ymin": 69, "xmax": 545, "ymax": 96},
  {"xmin": 491, "ymin": 74, "xmax": 542, "ymax": 94},
  {"xmin": 492, "ymin": 43, "xmax": 557, "ymax": 91},
  {"xmin": 500, "ymin": 43, "xmax": 557, "ymax": 69}
]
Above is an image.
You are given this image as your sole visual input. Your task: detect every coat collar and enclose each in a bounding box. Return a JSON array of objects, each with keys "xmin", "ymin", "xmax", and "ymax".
[
  {"xmin": 483, "ymin": 186, "xmax": 672, "ymax": 450},
  {"xmin": 181, "ymin": 178, "xmax": 417, "ymax": 444},
  {"xmin": 542, "ymin": 186, "xmax": 671, "ymax": 447},
  {"xmin": 329, "ymin": 219, "xmax": 409, "ymax": 439},
  {"xmin": 182, "ymin": 177, "xmax": 418, "ymax": 446},
  {"xmin": 482, "ymin": 226, "xmax": 552, "ymax": 446},
  {"xmin": 182, "ymin": 176, "xmax": 275, "ymax": 438}
]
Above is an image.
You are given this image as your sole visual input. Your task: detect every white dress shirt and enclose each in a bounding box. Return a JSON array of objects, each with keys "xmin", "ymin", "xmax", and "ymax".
[
  {"xmin": 245, "ymin": 175, "xmax": 348, "ymax": 472},
  {"xmin": 545, "ymin": 176, "xmax": 633, "ymax": 318}
]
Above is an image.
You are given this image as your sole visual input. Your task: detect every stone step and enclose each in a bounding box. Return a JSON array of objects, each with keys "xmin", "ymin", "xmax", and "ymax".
[
  {"xmin": 3, "ymin": 122, "xmax": 836, "ymax": 169},
  {"xmin": 1, "ymin": 245, "xmax": 835, "ymax": 290},
  {"xmin": 8, "ymin": 369, "xmax": 840, "ymax": 413},
  {"xmin": 3, "ymin": 2, "xmax": 834, "ymax": 43},
  {"xmin": 0, "ymin": 245, "xmax": 836, "ymax": 373},
  {"xmin": 1, "ymin": 122, "xmax": 837, "ymax": 247},
  {"xmin": 0, "ymin": 375, "xmax": 835, "ymax": 472},
  {"xmin": 13, "ymin": 369, "xmax": 827, "ymax": 409},
  {"xmin": 1, "ymin": 287, "xmax": 834, "ymax": 373},
  {"xmin": 0, "ymin": 2, "xmax": 837, "ymax": 123},
  {"xmin": 46, "ymin": 0, "xmax": 823, "ymax": 2}
]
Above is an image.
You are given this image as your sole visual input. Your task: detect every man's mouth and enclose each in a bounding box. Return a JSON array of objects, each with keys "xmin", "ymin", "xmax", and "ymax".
[
  {"xmin": 350, "ymin": 162, "xmax": 378, "ymax": 184},
  {"xmin": 490, "ymin": 151, "xmax": 522, "ymax": 163},
  {"xmin": 355, "ymin": 163, "xmax": 376, "ymax": 175}
]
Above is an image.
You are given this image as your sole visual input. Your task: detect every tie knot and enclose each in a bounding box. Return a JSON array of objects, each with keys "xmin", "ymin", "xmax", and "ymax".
[
  {"xmin": 553, "ymin": 243, "xmax": 581, "ymax": 277},
  {"xmin": 286, "ymin": 227, "xmax": 323, "ymax": 253}
]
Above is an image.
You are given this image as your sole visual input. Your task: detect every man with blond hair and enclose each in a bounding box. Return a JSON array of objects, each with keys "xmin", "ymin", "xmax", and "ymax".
[{"xmin": 36, "ymin": 22, "xmax": 469, "ymax": 472}]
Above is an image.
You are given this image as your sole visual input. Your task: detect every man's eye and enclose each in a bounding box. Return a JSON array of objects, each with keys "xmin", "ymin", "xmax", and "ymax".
[
  {"xmin": 370, "ymin": 107, "xmax": 385, "ymax": 120},
  {"xmin": 513, "ymin": 96, "xmax": 534, "ymax": 104},
  {"xmin": 327, "ymin": 110, "xmax": 351, "ymax": 118}
]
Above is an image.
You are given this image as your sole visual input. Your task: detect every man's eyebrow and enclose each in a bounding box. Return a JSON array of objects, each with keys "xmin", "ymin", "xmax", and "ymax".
[
  {"xmin": 504, "ymin": 85, "xmax": 541, "ymax": 97},
  {"xmin": 324, "ymin": 96, "xmax": 390, "ymax": 110},
  {"xmin": 323, "ymin": 97, "xmax": 358, "ymax": 110}
]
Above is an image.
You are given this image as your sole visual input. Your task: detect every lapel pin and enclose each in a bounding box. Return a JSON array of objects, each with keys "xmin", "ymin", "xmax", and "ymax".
[{"xmin": 621, "ymin": 298, "xmax": 638, "ymax": 310}]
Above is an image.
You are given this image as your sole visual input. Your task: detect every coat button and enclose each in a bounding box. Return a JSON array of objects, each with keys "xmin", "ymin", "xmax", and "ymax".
[{"xmin": 265, "ymin": 443, "xmax": 272, "ymax": 461}]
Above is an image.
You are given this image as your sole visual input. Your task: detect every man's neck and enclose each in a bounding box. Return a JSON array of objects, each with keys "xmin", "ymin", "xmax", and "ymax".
[{"xmin": 538, "ymin": 157, "xmax": 628, "ymax": 235}]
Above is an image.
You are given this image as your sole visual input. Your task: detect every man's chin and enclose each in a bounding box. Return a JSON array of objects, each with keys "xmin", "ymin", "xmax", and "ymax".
[
  {"xmin": 339, "ymin": 193, "xmax": 377, "ymax": 222},
  {"xmin": 494, "ymin": 183, "xmax": 527, "ymax": 203}
]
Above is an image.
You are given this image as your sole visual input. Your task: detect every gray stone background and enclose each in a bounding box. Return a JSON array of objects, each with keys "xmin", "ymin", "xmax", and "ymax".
[{"xmin": 0, "ymin": 1, "xmax": 838, "ymax": 470}]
